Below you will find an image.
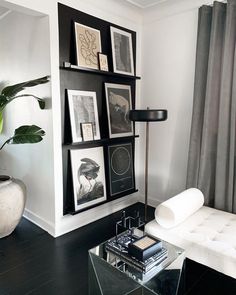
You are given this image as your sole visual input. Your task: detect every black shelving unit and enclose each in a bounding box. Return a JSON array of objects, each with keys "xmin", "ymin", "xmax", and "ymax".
[
  {"xmin": 58, "ymin": 3, "xmax": 140, "ymax": 215},
  {"xmin": 61, "ymin": 62, "xmax": 141, "ymax": 80}
]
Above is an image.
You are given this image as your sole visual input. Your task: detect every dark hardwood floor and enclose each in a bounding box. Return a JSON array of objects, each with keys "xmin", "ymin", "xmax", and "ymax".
[{"xmin": 0, "ymin": 202, "xmax": 235, "ymax": 295}]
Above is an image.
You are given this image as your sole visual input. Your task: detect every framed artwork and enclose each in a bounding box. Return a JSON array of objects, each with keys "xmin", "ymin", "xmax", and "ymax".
[
  {"xmin": 81, "ymin": 122, "xmax": 94, "ymax": 141},
  {"xmin": 74, "ymin": 22, "xmax": 101, "ymax": 69},
  {"xmin": 98, "ymin": 53, "xmax": 109, "ymax": 71},
  {"xmin": 110, "ymin": 26, "xmax": 134, "ymax": 76},
  {"xmin": 105, "ymin": 83, "xmax": 133, "ymax": 138},
  {"xmin": 70, "ymin": 147, "xmax": 107, "ymax": 211},
  {"xmin": 108, "ymin": 143, "xmax": 134, "ymax": 196},
  {"xmin": 67, "ymin": 90, "xmax": 100, "ymax": 143}
]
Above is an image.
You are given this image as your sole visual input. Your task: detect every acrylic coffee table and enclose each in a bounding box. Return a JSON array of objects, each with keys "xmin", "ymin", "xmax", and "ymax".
[{"xmin": 88, "ymin": 228, "xmax": 185, "ymax": 295}]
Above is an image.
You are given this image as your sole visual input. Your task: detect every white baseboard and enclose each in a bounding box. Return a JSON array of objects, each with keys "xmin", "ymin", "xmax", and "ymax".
[
  {"xmin": 138, "ymin": 194, "xmax": 161, "ymax": 208},
  {"xmin": 23, "ymin": 209, "xmax": 55, "ymax": 236},
  {"xmin": 148, "ymin": 197, "xmax": 161, "ymax": 208},
  {"xmin": 55, "ymin": 192, "xmax": 139, "ymax": 237},
  {"xmin": 24, "ymin": 193, "xmax": 143, "ymax": 238}
]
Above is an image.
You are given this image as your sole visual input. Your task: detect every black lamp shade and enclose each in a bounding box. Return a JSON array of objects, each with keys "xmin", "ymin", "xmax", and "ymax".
[{"xmin": 129, "ymin": 109, "xmax": 168, "ymax": 122}]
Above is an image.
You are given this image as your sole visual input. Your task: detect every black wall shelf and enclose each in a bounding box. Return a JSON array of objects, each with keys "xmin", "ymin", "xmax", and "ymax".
[
  {"xmin": 69, "ymin": 189, "xmax": 139, "ymax": 215},
  {"xmin": 58, "ymin": 3, "xmax": 140, "ymax": 216},
  {"xmin": 63, "ymin": 135, "xmax": 140, "ymax": 149},
  {"xmin": 61, "ymin": 62, "xmax": 141, "ymax": 80}
]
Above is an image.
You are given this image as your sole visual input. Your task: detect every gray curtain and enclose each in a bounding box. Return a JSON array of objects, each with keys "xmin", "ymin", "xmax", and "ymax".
[{"xmin": 187, "ymin": 0, "xmax": 236, "ymax": 213}]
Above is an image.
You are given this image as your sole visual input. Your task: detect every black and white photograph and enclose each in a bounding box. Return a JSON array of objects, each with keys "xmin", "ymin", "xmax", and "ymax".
[
  {"xmin": 67, "ymin": 90, "xmax": 100, "ymax": 142},
  {"xmin": 110, "ymin": 26, "xmax": 134, "ymax": 75},
  {"xmin": 108, "ymin": 143, "xmax": 134, "ymax": 196},
  {"xmin": 74, "ymin": 22, "xmax": 101, "ymax": 69},
  {"xmin": 70, "ymin": 147, "xmax": 106, "ymax": 211},
  {"xmin": 105, "ymin": 83, "xmax": 133, "ymax": 138}
]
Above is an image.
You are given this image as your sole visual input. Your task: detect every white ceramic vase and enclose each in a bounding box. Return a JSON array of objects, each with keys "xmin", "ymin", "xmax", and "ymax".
[{"xmin": 0, "ymin": 176, "xmax": 26, "ymax": 238}]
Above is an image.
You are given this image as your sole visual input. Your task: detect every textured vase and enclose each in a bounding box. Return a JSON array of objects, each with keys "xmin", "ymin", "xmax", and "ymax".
[{"xmin": 0, "ymin": 176, "xmax": 26, "ymax": 238}]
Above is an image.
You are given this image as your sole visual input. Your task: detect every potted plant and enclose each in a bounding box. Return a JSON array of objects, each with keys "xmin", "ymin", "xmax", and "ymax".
[{"xmin": 0, "ymin": 76, "xmax": 50, "ymax": 238}]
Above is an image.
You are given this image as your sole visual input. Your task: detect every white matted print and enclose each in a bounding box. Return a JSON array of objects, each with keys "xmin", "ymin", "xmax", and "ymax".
[
  {"xmin": 74, "ymin": 22, "xmax": 101, "ymax": 69},
  {"xmin": 70, "ymin": 147, "xmax": 106, "ymax": 211},
  {"xmin": 105, "ymin": 83, "xmax": 133, "ymax": 138},
  {"xmin": 110, "ymin": 26, "xmax": 134, "ymax": 76},
  {"xmin": 67, "ymin": 90, "xmax": 100, "ymax": 143}
]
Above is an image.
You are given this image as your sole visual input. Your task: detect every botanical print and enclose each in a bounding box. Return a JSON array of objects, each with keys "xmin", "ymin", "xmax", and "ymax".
[
  {"xmin": 110, "ymin": 26, "xmax": 134, "ymax": 75},
  {"xmin": 105, "ymin": 83, "xmax": 133, "ymax": 138},
  {"xmin": 71, "ymin": 147, "xmax": 106, "ymax": 211},
  {"xmin": 67, "ymin": 90, "xmax": 100, "ymax": 142},
  {"xmin": 74, "ymin": 22, "xmax": 101, "ymax": 69}
]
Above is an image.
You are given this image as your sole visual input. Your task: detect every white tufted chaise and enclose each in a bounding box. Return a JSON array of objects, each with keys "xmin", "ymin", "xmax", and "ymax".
[{"xmin": 145, "ymin": 206, "xmax": 236, "ymax": 279}]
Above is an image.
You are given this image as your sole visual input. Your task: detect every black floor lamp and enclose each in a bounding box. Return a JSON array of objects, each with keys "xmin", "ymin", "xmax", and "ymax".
[{"xmin": 129, "ymin": 108, "xmax": 168, "ymax": 222}]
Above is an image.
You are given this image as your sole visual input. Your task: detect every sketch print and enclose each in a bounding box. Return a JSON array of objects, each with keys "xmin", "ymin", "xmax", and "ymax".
[
  {"xmin": 71, "ymin": 147, "xmax": 106, "ymax": 211},
  {"xmin": 74, "ymin": 22, "xmax": 101, "ymax": 69},
  {"xmin": 105, "ymin": 83, "xmax": 133, "ymax": 138},
  {"xmin": 110, "ymin": 26, "xmax": 134, "ymax": 75},
  {"xmin": 67, "ymin": 90, "xmax": 100, "ymax": 142}
]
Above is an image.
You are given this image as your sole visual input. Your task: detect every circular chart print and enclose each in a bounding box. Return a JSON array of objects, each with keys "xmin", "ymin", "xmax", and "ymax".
[{"xmin": 111, "ymin": 146, "xmax": 131, "ymax": 176}]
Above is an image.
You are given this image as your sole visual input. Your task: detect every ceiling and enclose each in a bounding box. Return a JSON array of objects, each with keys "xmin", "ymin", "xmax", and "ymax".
[{"xmin": 124, "ymin": 0, "xmax": 167, "ymax": 9}]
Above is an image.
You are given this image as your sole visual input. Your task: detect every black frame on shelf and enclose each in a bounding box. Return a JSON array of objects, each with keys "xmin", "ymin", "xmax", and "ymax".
[{"xmin": 58, "ymin": 3, "xmax": 140, "ymax": 216}]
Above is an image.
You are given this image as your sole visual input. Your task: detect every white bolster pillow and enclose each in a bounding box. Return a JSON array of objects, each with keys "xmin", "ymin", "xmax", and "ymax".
[{"xmin": 155, "ymin": 188, "xmax": 204, "ymax": 228}]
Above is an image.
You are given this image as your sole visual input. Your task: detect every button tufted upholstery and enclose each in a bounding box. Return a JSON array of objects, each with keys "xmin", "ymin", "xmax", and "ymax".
[{"xmin": 145, "ymin": 206, "xmax": 236, "ymax": 279}]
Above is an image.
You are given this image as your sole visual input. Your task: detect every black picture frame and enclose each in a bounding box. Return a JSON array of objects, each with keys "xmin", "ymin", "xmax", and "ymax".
[
  {"xmin": 108, "ymin": 142, "xmax": 134, "ymax": 196},
  {"xmin": 105, "ymin": 83, "xmax": 133, "ymax": 138}
]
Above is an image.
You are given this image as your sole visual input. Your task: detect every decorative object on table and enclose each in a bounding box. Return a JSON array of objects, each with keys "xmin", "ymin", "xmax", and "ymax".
[
  {"xmin": 129, "ymin": 108, "xmax": 168, "ymax": 222},
  {"xmin": 98, "ymin": 53, "xmax": 109, "ymax": 71},
  {"xmin": 70, "ymin": 147, "xmax": 106, "ymax": 211},
  {"xmin": 115, "ymin": 210, "xmax": 144, "ymax": 237},
  {"xmin": 81, "ymin": 122, "xmax": 94, "ymax": 141},
  {"xmin": 105, "ymin": 231, "xmax": 168, "ymax": 273},
  {"xmin": 0, "ymin": 76, "xmax": 50, "ymax": 238},
  {"xmin": 105, "ymin": 83, "xmax": 133, "ymax": 138},
  {"xmin": 128, "ymin": 235, "xmax": 162, "ymax": 261},
  {"xmin": 74, "ymin": 22, "xmax": 101, "ymax": 69},
  {"xmin": 67, "ymin": 90, "xmax": 100, "ymax": 143},
  {"xmin": 110, "ymin": 26, "xmax": 134, "ymax": 76},
  {"xmin": 108, "ymin": 142, "xmax": 134, "ymax": 196}
]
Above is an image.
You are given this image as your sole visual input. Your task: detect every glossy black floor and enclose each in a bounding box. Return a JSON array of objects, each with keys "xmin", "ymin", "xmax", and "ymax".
[{"xmin": 0, "ymin": 202, "xmax": 235, "ymax": 295}]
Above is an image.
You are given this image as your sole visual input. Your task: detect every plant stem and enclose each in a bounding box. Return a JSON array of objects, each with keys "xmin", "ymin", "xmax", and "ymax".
[{"xmin": 0, "ymin": 138, "xmax": 12, "ymax": 151}]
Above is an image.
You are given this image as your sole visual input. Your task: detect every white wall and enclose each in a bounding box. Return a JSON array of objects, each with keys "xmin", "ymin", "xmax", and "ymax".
[
  {"xmin": 0, "ymin": 0, "xmax": 143, "ymax": 237},
  {"xmin": 0, "ymin": 10, "xmax": 54, "ymax": 231},
  {"xmin": 140, "ymin": 4, "xmax": 199, "ymax": 206},
  {"xmin": 139, "ymin": 0, "xmax": 220, "ymax": 206}
]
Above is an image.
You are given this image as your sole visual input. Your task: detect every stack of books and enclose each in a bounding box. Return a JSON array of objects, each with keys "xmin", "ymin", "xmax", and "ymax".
[{"xmin": 105, "ymin": 233, "xmax": 168, "ymax": 273}]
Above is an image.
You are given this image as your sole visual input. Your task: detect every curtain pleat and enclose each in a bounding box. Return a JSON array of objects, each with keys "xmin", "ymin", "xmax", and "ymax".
[
  {"xmin": 215, "ymin": 0, "xmax": 236, "ymax": 212},
  {"xmin": 187, "ymin": 1, "xmax": 236, "ymax": 213},
  {"xmin": 186, "ymin": 5, "xmax": 212, "ymax": 188}
]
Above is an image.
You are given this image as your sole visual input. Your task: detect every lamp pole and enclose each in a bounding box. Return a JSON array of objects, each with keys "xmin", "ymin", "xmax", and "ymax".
[
  {"xmin": 129, "ymin": 108, "xmax": 167, "ymax": 223},
  {"xmin": 145, "ymin": 107, "xmax": 149, "ymax": 222}
]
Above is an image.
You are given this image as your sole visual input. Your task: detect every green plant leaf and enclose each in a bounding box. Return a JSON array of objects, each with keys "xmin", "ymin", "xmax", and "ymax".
[
  {"xmin": 9, "ymin": 125, "xmax": 45, "ymax": 144},
  {"xmin": 0, "ymin": 111, "xmax": 3, "ymax": 133},
  {"xmin": 1, "ymin": 76, "xmax": 50, "ymax": 98},
  {"xmin": 0, "ymin": 94, "xmax": 8, "ymax": 110},
  {"xmin": 0, "ymin": 76, "xmax": 49, "ymax": 112}
]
